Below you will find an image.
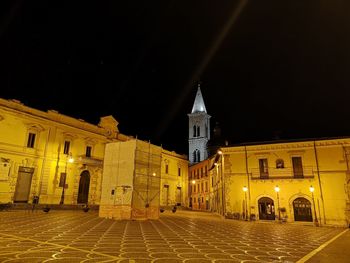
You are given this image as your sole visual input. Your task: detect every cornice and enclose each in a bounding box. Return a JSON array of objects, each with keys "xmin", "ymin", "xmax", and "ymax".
[
  {"xmin": 223, "ymin": 138, "xmax": 350, "ymax": 154},
  {"xmin": 0, "ymin": 98, "xmax": 128, "ymax": 140}
]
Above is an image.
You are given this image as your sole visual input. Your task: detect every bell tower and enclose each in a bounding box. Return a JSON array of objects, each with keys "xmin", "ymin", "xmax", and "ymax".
[{"xmin": 188, "ymin": 83, "xmax": 210, "ymax": 164}]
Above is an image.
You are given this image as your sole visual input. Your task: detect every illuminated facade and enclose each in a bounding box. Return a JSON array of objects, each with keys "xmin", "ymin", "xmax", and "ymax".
[
  {"xmin": 188, "ymin": 159, "xmax": 210, "ymax": 210},
  {"xmin": 160, "ymin": 149, "xmax": 189, "ymax": 208},
  {"xmin": 0, "ymin": 98, "xmax": 188, "ymax": 212},
  {"xmin": 0, "ymin": 98, "xmax": 131, "ymax": 205},
  {"xmin": 211, "ymin": 138, "xmax": 350, "ymax": 227}
]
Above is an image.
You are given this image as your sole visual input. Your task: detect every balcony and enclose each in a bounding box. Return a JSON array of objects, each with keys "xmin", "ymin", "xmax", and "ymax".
[
  {"xmin": 251, "ymin": 166, "xmax": 314, "ymax": 180},
  {"xmin": 78, "ymin": 155, "xmax": 103, "ymax": 166}
]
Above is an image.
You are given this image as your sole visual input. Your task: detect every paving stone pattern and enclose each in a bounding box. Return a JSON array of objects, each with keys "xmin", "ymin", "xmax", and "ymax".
[{"xmin": 0, "ymin": 210, "xmax": 345, "ymax": 263}]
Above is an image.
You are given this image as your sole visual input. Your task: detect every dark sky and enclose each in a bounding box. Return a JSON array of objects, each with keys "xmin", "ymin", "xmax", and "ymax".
[{"xmin": 1, "ymin": 0, "xmax": 350, "ymax": 155}]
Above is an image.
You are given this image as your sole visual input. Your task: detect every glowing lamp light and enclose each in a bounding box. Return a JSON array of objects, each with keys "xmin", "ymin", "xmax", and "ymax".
[
  {"xmin": 191, "ymin": 180, "xmax": 196, "ymax": 185},
  {"xmin": 274, "ymin": 186, "xmax": 280, "ymax": 193},
  {"xmin": 217, "ymin": 150, "xmax": 223, "ymax": 155},
  {"xmin": 68, "ymin": 156, "xmax": 74, "ymax": 163},
  {"xmin": 243, "ymin": 186, "xmax": 248, "ymax": 192},
  {"xmin": 152, "ymin": 172, "xmax": 156, "ymax": 176},
  {"xmin": 310, "ymin": 186, "xmax": 314, "ymax": 193}
]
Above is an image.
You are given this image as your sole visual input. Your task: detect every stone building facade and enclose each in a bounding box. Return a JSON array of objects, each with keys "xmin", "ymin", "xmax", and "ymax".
[
  {"xmin": 188, "ymin": 159, "xmax": 210, "ymax": 210},
  {"xmin": 0, "ymin": 98, "xmax": 129, "ymax": 205},
  {"xmin": 0, "ymin": 98, "xmax": 188, "ymax": 215},
  {"xmin": 208, "ymin": 138, "xmax": 350, "ymax": 226}
]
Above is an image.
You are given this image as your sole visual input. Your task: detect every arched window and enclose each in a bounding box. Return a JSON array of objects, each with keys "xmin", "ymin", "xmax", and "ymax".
[
  {"xmin": 193, "ymin": 150, "xmax": 197, "ymax": 162},
  {"xmin": 193, "ymin": 125, "xmax": 197, "ymax": 137},
  {"xmin": 197, "ymin": 126, "xmax": 200, "ymax": 137},
  {"xmin": 197, "ymin": 150, "xmax": 200, "ymax": 162}
]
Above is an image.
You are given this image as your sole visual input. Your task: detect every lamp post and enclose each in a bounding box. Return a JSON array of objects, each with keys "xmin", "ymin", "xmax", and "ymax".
[
  {"xmin": 309, "ymin": 186, "xmax": 319, "ymax": 227},
  {"xmin": 214, "ymin": 162, "xmax": 220, "ymax": 214},
  {"xmin": 274, "ymin": 185, "xmax": 280, "ymax": 222},
  {"xmin": 243, "ymin": 186, "xmax": 248, "ymax": 221},
  {"xmin": 60, "ymin": 153, "xmax": 74, "ymax": 205},
  {"xmin": 191, "ymin": 180, "xmax": 195, "ymax": 210}
]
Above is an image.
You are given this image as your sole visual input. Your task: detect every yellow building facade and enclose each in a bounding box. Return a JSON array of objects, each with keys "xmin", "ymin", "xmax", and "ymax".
[
  {"xmin": 0, "ymin": 98, "xmax": 129, "ymax": 206},
  {"xmin": 212, "ymin": 138, "xmax": 350, "ymax": 226},
  {"xmin": 160, "ymin": 149, "xmax": 189, "ymax": 208},
  {"xmin": 0, "ymin": 98, "xmax": 188, "ymax": 214}
]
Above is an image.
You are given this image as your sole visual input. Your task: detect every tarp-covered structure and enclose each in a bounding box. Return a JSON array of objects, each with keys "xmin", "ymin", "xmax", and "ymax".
[{"xmin": 99, "ymin": 139, "xmax": 161, "ymax": 220}]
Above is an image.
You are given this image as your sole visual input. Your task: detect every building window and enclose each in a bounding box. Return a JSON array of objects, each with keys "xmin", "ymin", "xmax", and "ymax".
[
  {"xmin": 178, "ymin": 167, "xmax": 181, "ymax": 176},
  {"xmin": 27, "ymin": 133, "xmax": 36, "ymax": 148},
  {"xmin": 193, "ymin": 126, "xmax": 197, "ymax": 137},
  {"xmin": 259, "ymin": 158, "xmax": 269, "ymax": 179},
  {"xmin": 292, "ymin": 157, "xmax": 304, "ymax": 178},
  {"xmin": 193, "ymin": 149, "xmax": 200, "ymax": 163},
  {"xmin": 86, "ymin": 146, "xmax": 92, "ymax": 157},
  {"xmin": 201, "ymin": 182, "xmax": 203, "ymax": 192},
  {"xmin": 165, "ymin": 164, "xmax": 169, "ymax": 174},
  {"xmin": 63, "ymin": 141, "xmax": 70, "ymax": 154},
  {"xmin": 205, "ymin": 166, "xmax": 207, "ymax": 176},
  {"xmin": 201, "ymin": 167, "xmax": 203, "ymax": 178},
  {"xmin": 205, "ymin": 182, "xmax": 208, "ymax": 192},
  {"xmin": 211, "ymin": 177, "xmax": 213, "ymax": 187},
  {"xmin": 276, "ymin": 159, "xmax": 284, "ymax": 168},
  {"xmin": 197, "ymin": 126, "xmax": 200, "ymax": 137}
]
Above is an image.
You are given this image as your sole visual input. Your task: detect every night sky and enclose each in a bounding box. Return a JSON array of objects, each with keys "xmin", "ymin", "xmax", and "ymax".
[{"xmin": 1, "ymin": 1, "xmax": 350, "ymax": 155}]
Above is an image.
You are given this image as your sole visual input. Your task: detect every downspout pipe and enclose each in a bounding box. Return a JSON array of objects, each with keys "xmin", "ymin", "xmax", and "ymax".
[
  {"xmin": 244, "ymin": 146, "xmax": 251, "ymax": 219},
  {"xmin": 313, "ymin": 141, "xmax": 326, "ymax": 225}
]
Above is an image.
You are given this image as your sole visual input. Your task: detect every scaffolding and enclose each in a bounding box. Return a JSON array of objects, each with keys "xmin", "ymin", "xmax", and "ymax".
[{"xmin": 132, "ymin": 140, "xmax": 161, "ymax": 219}]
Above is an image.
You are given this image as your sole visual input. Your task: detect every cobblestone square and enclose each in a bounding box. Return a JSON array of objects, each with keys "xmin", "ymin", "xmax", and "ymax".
[{"xmin": 0, "ymin": 210, "xmax": 346, "ymax": 262}]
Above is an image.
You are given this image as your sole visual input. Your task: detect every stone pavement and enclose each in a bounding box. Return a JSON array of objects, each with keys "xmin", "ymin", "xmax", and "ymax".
[
  {"xmin": 303, "ymin": 228, "xmax": 350, "ymax": 263},
  {"xmin": 0, "ymin": 209, "xmax": 347, "ymax": 263}
]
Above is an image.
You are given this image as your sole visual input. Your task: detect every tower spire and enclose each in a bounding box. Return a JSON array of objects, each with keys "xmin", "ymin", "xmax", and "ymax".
[{"xmin": 191, "ymin": 82, "xmax": 207, "ymax": 113}]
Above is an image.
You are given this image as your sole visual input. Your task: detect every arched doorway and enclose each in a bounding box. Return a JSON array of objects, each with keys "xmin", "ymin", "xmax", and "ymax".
[
  {"xmin": 77, "ymin": 170, "xmax": 90, "ymax": 204},
  {"xmin": 293, "ymin": 197, "xmax": 312, "ymax": 222},
  {"xmin": 258, "ymin": 197, "xmax": 275, "ymax": 220}
]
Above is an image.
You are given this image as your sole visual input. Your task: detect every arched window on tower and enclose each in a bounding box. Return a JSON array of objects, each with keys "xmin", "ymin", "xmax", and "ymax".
[
  {"xmin": 193, "ymin": 150, "xmax": 197, "ymax": 163},
  {"xmin": 197, "ymin": 150, "xmax": 200, "ymax": 162},
  {"xmin": 193, "ymin": 125, "xmax": 197, "ymax": 137},
  {"xmin": 197, "ymin": 126, "xmax": 200, "ymax": 137}
]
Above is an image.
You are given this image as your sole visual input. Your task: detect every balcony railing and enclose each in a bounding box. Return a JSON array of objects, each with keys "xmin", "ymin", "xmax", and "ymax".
[
  {"xmin": 78, "ymin": 155, "xmax": 103, "ymax": 166},
  {"xmin": 251, "ymin": 166, "xmax": 314, "ymax": 180}
]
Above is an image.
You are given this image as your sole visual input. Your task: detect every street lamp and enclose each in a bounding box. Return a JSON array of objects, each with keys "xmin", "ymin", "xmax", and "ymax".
[
  {"xmin": 243, "ymin": 186, "xmax": 248, "ymax": 221},
  {"xmin": 191, "ymin": 180, "xmax": 195, "ymax": 209},
  {"xmin": 309, "ymin": 186, "xmax": 319, "ymax": 227},
  {"xmin": 60, "ymin": 153, "xmax": 74, "ymax": 205},
  {"xmin": 274, "ymin": 185, "xmax": 280, "ymax": 222}
]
